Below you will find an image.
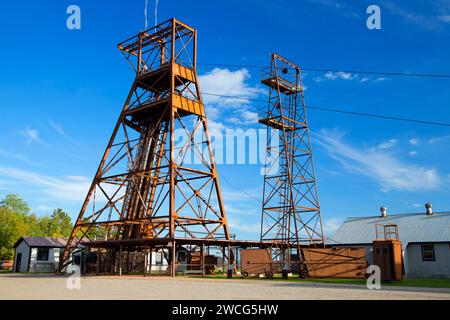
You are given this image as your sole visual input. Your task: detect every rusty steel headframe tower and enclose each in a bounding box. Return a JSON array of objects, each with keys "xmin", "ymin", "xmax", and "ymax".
[
  {"xmin": 60, "ymin": 18, "xmax": 230, "ymax": 270},
  {"xmin": 259, "ymin": 53, "xmax": 324, "ymax": 268}
]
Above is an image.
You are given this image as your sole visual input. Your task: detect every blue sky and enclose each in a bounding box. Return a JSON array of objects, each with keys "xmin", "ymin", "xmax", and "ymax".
[{"xmin": 0, "ymin": 0, "xmax": 449, "ymax": 240}]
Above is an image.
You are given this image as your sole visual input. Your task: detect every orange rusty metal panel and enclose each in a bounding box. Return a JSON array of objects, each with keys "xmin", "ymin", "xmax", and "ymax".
[
  {"xmin": 373, "ymin": 239, "xmax": 403, "ymax": 281},
  {"xmin": 173, "ymin": 95, "xmax": 205, "ymax": 116},
  {"xmin": 241, "ymin": 249, "xmax": 274, "ymax": 275},
  {"xmin": 302, "ymin": 247, "xmax": 368, "ymax": 279},
  {"xmin": 189, "ymin": 253, "xmax": 216, "ymax": 274},
  {"xmin": 173, "ymin": 63, "xmax": 195, "ymax": 82}
]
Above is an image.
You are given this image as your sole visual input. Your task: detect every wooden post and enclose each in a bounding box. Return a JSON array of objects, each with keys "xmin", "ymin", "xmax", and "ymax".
[
  {"xmin": 171, "ymin": 241, "xmax": 177, "ymax": 277},
  {"xmin": 111, "ymin": 249, "xmax": 115, "ymax": 275},
  {"xmin": 201, "ymin": 243, "xmax": 205, "ymax": 277},
  {"xmin": 143, "ymin": 247, "xmax": 148, "ymax": 277},
  {"xmin": 119, "ymin": 245, "xmax": 123, "ymax": 276},
  {"xmin": 222, "ymin": 246, "xmax": 226, "ymax": 275},
  {"xmin": 148, "ymin": 247, "xmax": 152, "ymax": 277},
  {"xmin": 82, "ymin": 251, "xmax": 86, "ymax": 276},
  {"xmin": 126, "ymin": 250, "xmax": 130, "ymax": 275},
  {"xmin": 235, "ymin": 247, "xmax": 239, "ymax": 272},
  {"xmin": 96, "ymin": 250, "xmax": 100, "ymax": 276},
  {"xmin": 227, "ymin": 245, "xmax": 233, "ymax": 278}
]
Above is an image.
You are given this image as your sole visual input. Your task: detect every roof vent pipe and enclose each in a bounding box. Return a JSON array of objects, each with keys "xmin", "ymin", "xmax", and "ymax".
[
  {"xmin": 425, "ymin": 202, "xmax": 433, "ymax": 215},
  {"xmin": 380, "ymin": 206, "xmax": 387, "ymax": 218}
]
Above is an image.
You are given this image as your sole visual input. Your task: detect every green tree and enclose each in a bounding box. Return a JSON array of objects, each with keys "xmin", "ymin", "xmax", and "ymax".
[
  {"xmin": 51, "ymin": 208, "xmax": 73, "ymax": 237},
  {"xmin": 0, "ymin": 194, "xmax": 74, "ymax": 260},
  {"xmin": 0, "ymin": 207, "xmax": 28, "ymax": 260},
  {"xmin": 0, "ymin": 194, "xmax": 35, "ymax": 260},
  {"xmin": 37, "ymin": 209, "xmax": 73, "ymax": 238},
  {"xmin": 0, "ymin": 193, "xmax": 30, "ymax": 215}
]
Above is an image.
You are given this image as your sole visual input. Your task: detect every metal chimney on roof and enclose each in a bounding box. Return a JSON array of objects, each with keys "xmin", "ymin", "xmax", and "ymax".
[
  {"xmin": 425, "ymin": 202, "xmax": 433, "ymax": 215},
  {"xmin": 380, "ymin": 206, "xmax": 387, "ymax": 218}
]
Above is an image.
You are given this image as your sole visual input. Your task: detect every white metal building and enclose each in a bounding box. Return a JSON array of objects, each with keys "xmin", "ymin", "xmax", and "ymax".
[
  {"xmin": 328, "ymin": 205, "xmax": 450, "ymax": 278},
  {"xmin": 13, "ymin": 237, "xmax": 69, "ymax": 273}
]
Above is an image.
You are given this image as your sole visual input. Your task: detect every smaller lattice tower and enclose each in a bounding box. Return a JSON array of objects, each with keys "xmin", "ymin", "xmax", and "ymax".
[{"xmin": 259, "ymin": 53, "xmax": 324, "ymax": 269}]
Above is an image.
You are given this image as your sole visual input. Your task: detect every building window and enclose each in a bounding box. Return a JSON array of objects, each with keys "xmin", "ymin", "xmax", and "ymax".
[
  {"xmin": 421, "ymin": 243, "xmax": 435, "ymax": 261},
  {"xmin": 37, "ymin": 248, "xmax": 49, "ymax": 261},
  {"xmin": 155, "ymin": 252, "xmax": 163, "ymax": 265}
]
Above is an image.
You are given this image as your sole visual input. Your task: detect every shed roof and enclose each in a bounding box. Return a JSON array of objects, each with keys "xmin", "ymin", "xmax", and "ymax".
[
  {"xmin": 14, "ymin": 236, "xmax": 69, "ymax": 248},
  {"xmin": 328, "ymin": 211, "xmax": 450, "ymax": 249}
]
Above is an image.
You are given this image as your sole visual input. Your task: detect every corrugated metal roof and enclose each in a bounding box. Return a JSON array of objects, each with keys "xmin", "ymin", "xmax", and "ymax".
[
  {"xmin": 328, "ymin": 211, "xmax": 450, "ymax": 249},
  {"xmin": 15, "ymin": 236, "xmax": 69, "ymax": 248}
]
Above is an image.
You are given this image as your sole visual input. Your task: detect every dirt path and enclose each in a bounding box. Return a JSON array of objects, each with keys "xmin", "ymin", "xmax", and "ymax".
[{"xmin": 1, "ymin": 274, "xmax": 449, "ymax": 300}]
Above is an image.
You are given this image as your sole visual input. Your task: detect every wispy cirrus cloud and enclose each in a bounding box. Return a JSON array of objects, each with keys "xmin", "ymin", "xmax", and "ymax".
[
  {"xmin": 305, "ymin": 0, "xmax": 361, "ymax": 19},
  {"xmin": 20, "ymin": 127, "xmax": 47, "ymax": 145},
  {"xmin": 381, "ymin": 0, "xmax": 450, "ymax": 29},
  {"xmin": 428, "ymin": 135, "xmax": 450, "ymax": 144},
  {"xmin": 227, "ymin": 215, "xmax": 260, "ymax": 239},
  {"xmin": 378, "ymin": 139, "xmax": 398, "ymax": 150},
  {"xmin": 0, "ymin": 166, "xmax": 90, "ymax": 202},
  {"xmin": 314, "ymin": 129, "xmax": 444, "ymax": 192},
  {"xmin": 49, "ymin": 121, "xmax": 80, "ymax": 146},
  {"xmin": 0, "ymin": 148, "xmax": 40, "ymax": 166}
]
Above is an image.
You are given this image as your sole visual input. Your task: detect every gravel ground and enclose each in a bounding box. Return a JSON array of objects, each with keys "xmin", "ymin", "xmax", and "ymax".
[{"xmin": 1, "ymin": 274, "xmax": 449, "ymax": 300}]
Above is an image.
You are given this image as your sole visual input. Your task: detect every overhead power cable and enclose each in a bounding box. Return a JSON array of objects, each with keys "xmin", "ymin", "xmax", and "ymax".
[
  {"xmin": 202, "ymin": 92, "xmax": 450, "ymax": 128},
  {"xmin": 198, "ymin": 62, "xmax": 450, "ymax": 79}
]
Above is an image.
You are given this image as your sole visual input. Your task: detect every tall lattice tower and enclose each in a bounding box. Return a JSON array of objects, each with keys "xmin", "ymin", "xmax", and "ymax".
[
  {"xmin": 259, "ymin": 53, "xmax": 324, "ymax": 267},
  {"xmin": 60, "ymin": 18, "xmax": 230, "ymax": 269}
]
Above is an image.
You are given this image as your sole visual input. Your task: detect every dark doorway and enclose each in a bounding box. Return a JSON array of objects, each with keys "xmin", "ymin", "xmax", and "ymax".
[{"xmin": 15, "ymin": 253, "xmax": 22, "ymax": 272}]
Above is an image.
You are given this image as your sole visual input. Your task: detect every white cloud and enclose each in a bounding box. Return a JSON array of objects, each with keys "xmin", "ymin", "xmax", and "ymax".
[
  {"xmin": 314, "ymin": 71, "xmax": 387, "ymax": 84},
  {"xmin": 0, "ymin": 166, "xmax": 90, "ymax": 202},
  {"xmin": 374, "ymin": 77, "xmax": 387, "ymax": 82},
  {"xmin": 439, "ymin": 15, "xmax": 450, "ymax": 23},
  {"xmin": 428, "ymin": 135, "xmax": 450, "ymax": 144},
  {"xmin": 21, "ymin": 127, "xmax": 43, "ymax": 145},
  {"xmin": 225, "ymin": 111, "xmax": 258, "ymax": 126},
  {"xmin": 378, "ymin": 139, "xmax": 398, "ymax": 150},
  {"xmin": 409, "ymin": 150, "xmax": 417, "ymax": 157},
  {"xmin": 318, "ymin": 71, "xmax": 357, "ymax": 82},
  {"xmin": 49, "ymin": 121, "xmax": 80, "ymax": 145},
  {"xmin": 225, "ymin": 117, "xmax": 241, "ymax": 125},
  {"xmin": 227, "ymin": 216, "xmax": 260, "ymax": 237},
  {"xmin": 381, "ymin": 1, "xmax": 449, "ymax": 29},
  {"xmin": 222, "ymin": 188, "xmax": 260, "ymax": 202},
  {"xmin": 199, "ymin": 68, "xmax": 263, "ymax": 107},
  {"xmin": 207, "ymin": 119, "xmax": 227, "ymax": 133},
  {"xmin": 224, "ymin": 204, "xmax": 258, "ymax": 217},
  {"xmin": 241, "ymin": 111, "xmax": 258, "ymax": 122},
  {"xmin": 322, "ymin": 217, "xmax": 344, "ymax": 237},
  {"xmin": 305, "ymin": 0, "xmax": 360, "ymax": 18},
  {"xmin": 409, "ymin": 138, "xmax": 420, "ymax": 145},
  {"xmin": 314, "ymin": 129, "xmax": 443, "ymax": 192},
  {"xmin": 0, "ymin": 148, "xmax": 40, "ymax": 166}
]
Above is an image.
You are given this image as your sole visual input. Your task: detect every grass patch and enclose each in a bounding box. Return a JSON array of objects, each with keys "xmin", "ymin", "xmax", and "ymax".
[
  {"xmin": 197, "ymin": 274, "xmax": 450, "ymax": 288},
  {"xmin": 383, "ymin": 278, "xmax": 450, "ymax": 289},
  {"xmin": 0, "ymin": 270, "xmax": 13, "ymax": 274}
]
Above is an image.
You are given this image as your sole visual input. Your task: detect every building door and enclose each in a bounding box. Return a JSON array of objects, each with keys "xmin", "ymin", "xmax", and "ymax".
[{"xmin": 15, "ymin": 253, "xmax": 22, "ymax": 272}]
